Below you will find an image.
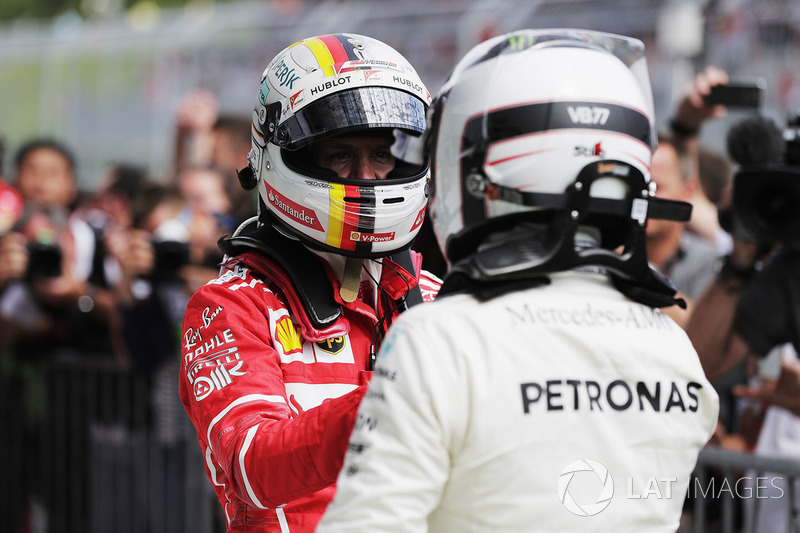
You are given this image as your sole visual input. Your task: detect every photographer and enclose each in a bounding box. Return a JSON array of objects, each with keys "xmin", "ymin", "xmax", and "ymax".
[
  {"xmin": 0, "ymin": 208, "xmax": 117, "ymax": 358},
  {"xmin": 108, "ymin": 183, "xmax": 219, "ymax": 368},
  {"xmin": 686, "ymin": 115, "xmax": 799, "ymax": 382},
  {"xmin": 649, "ymin": 67, "xmax": 733, "ymax": 330},
  {"xmin": 1, "ymin": 139, "xmax": 118, "ymax": 359},
  {"xmin": 0, "ymin": 198, "xmax": 117, "ymax": 533},
  {"xmin": 104, "ymin": 182, "xmax": 218, "ymax": 532},
  {"xmin": 686, "ymin": 111, "xmax": 800, "ymax": 532}
]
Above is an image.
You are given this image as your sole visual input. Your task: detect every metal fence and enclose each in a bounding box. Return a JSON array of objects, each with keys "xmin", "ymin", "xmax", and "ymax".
[
  {"xmin": 691, "ymin": 445, "xmax": 800, "ymax": 533},
  {"xmin": 1, "ymin": 354, "xmax": 218, "ymax": 533}
]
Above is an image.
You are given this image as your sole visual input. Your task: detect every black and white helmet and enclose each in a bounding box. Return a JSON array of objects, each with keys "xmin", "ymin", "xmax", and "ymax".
[
  {"xmin": 427, "ymin": 29, "xmax": 691, "ymax": 306},
  {"xmin": 429, "ymin": 28, "xmax": 659, "ymax": 260}
]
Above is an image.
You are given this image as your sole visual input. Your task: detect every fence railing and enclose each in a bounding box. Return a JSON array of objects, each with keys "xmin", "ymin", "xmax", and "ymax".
[
  {"xmin": 2, "ymin": 354, "xmax": 217, "ymax": 533},
  {"xmin": 692, "ymin": 445, "xmax": 800, "ymax": 533}
]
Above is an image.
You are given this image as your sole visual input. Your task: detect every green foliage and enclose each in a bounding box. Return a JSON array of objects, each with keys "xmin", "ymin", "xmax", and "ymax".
[
  {"xmin": 0, "ymin": 0, "xmax": 79, "ymax": 22},
  {"xmin": 0, "ymin": 0, "xmax": 235, "ymax": 22}
]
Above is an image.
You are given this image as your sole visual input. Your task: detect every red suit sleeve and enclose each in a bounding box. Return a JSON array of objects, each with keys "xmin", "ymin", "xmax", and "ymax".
[{"xmin": 178, "ymin": 274, "xmax": 365, "ymax": 509}]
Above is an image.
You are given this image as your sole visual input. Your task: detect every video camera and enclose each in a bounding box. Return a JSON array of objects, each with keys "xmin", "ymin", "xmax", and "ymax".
[{"xmin": 726, "ymin": 114, "xmax": 800, "ymax": 245}]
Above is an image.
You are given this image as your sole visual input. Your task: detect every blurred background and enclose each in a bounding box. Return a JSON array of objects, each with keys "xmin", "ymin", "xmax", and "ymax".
[
  {"xmin": 1, "ymin": 0, "xmax": 800, "ymax": 187},
  {"xmin": 2, "ymin": 1, "xmax": 800, "ymax": 533}
]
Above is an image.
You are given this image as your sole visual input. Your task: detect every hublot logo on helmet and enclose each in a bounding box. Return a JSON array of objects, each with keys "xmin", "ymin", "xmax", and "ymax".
[
  {"xmin": 392, "ymin": 75, "xmax": 423, "ymax": 94},
  {"xmin": 310, "ymin": 76, "xmax": 352, "ymax": 96}
]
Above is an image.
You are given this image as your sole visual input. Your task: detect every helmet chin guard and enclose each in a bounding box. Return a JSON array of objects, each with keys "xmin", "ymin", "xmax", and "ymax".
[{"xmin": 441, "ymin": 160, "xmax": 692, "ymax": 308}]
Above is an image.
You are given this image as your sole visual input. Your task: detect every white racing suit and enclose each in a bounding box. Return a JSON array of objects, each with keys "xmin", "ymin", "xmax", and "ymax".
[{"xmin": 318, "ymin": 270, "xmax": 719, "ymax": 532}]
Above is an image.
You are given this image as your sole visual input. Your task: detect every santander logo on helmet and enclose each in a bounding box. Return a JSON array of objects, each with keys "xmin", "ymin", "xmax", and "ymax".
[{"xmin": 266, "ymin": 185, "xmax": 322, "ymax": 231}]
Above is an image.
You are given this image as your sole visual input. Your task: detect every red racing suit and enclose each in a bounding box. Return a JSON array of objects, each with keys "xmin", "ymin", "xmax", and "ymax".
[{"xmin": 178, "ymin": 248, "xmax": 439, "ymax": 533}]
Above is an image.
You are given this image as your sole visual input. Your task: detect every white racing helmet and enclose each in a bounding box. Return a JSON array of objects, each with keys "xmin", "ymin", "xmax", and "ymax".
[
  {"xmin": 245, "ymin": 33, "xmax": 432, "ymax": 258},
  {"xmin": 428, "ymin": 29, "xmax": 661, "ymax": 263}
]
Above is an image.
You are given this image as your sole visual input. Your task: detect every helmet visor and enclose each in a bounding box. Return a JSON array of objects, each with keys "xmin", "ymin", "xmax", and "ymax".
[{"xmin": 274, "ymin": 87, "xmax": 426, "ymax": 150}]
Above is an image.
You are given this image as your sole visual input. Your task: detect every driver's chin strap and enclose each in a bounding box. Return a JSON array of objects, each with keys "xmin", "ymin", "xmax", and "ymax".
[{"xmin": 339, "ymin": 257, "xmax": 363, "ymax": 303}]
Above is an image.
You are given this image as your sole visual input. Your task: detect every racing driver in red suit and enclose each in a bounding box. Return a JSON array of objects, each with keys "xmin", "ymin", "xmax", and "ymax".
[{"xmin": 178, "ymin": 33, "xmax": 439, "ymax": 533}]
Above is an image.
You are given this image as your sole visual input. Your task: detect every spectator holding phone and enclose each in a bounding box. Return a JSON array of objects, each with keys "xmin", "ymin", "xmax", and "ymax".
[
  {"xmin": 650, "ymin": 67, "xmax": 735, "ymax": 329},
  {"xmin": 646, "ymin": 132, "xmax": 720, "ymax": 328}
]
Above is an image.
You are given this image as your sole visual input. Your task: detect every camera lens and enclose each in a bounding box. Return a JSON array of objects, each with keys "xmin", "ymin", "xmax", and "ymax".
[
  {"xmin": 736, "ymin": 169, "xmax": 800, "ymax": 243},
  {"xmin": 753, "ymin": 179, "xmax": 796, "ymax": 228}
]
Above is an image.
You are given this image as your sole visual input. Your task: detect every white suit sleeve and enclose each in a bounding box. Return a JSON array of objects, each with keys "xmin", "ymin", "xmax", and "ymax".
[{"xmin": 317, "ymin": 318, "xmax": 462, "ymax": 532}]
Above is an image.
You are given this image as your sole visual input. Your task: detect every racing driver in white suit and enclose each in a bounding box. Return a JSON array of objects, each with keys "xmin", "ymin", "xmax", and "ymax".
[{"xmin": 318, "ymin": 29, "xmax": 719, "ymax": 533}]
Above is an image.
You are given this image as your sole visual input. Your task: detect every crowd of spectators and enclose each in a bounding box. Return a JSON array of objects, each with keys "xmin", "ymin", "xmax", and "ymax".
[{"xmin": 0, "ymin": 90, "xmax": 254, "ymax": 533}]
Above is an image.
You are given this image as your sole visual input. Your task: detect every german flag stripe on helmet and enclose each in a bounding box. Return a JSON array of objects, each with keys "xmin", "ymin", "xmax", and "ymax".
[
  {"xmin": 304, "ymin": 34, "xmax": 360, "ymax": 77},
  {"xmin": 327, "ymin": 34, "xmax": 362, "ymax": 63},
  {"xmin": 339, "ymin": 184, "xmax": 363, "ymax": 252},
  {"xmin": 327, "ymin": 183, "xmax": 346, "ymax": 248},
  {"xmin": 303, "ymin": 38, "xmax": 337, "ymax": 77}
]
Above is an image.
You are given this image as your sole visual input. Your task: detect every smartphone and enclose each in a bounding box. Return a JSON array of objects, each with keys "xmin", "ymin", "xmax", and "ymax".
[
  {"xmin": 705, "ymin": 79, "xmax": 765, "ymax": 108},
  {"xmin": 756, "ymin": 345, "xmax": 784, "ymax": 380}
]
